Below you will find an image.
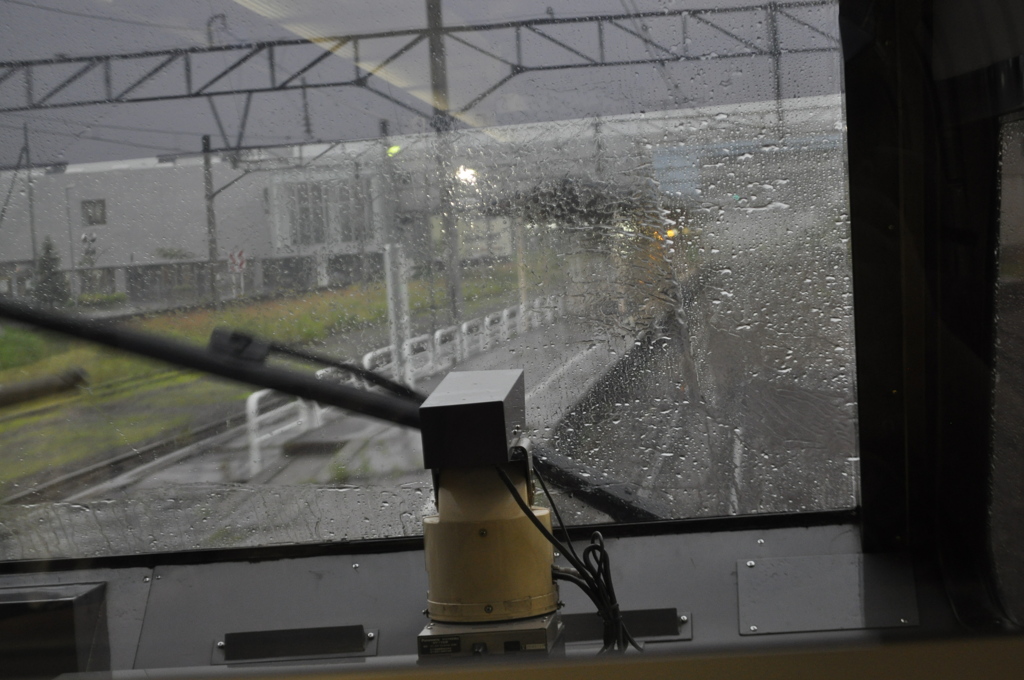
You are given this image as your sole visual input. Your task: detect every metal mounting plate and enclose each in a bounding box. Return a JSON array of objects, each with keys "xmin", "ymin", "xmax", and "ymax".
[
  {"xmin": 562, "ymin": 608, "xmax": 692, "ymax": 643},
  {"xmin": 211, "ymin": 626, "xmax": 378, "ymax": 665},
  {"xmin": 737, "ymin": 553, "xmax": 919, "ymax": 635}
]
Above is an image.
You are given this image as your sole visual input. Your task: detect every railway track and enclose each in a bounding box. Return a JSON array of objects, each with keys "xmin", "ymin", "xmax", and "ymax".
[
  {"xmin": 0, "ymin": 392, "xmax": 288, "ymax": 505},
  {"xmin": 1, "ymin": 297, "xmax": 576, "ymax": 506},
  {"xmin": 0, "ymin": 369, "xmax": 185, "ymax": 427}
]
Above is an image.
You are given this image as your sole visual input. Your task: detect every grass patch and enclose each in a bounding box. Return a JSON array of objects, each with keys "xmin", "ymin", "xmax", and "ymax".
[
  {"xmin": 136, "ymin": 286, "xmax": 389, "ymax": 346},
  {"xmin": 0, "ymin": 378, "xmax": 249, "ymax": 492},
  {"xmin": 0, "ymin": 259, "xmax": 550, "ymax": 492},
  {"xmin": 0, "ymin": 327, "xmax": 69, "ymax": 371},
  {"xmin": 133, "ymin": 262, "xmax": 525, "ymax": 347},
  {"xmin": 0, "ymin": 342, "xmax": 172, "ymax": 388}
]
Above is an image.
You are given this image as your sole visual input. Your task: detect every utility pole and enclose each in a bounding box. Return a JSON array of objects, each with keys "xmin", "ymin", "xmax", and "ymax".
[
  {"xmin": 766, "ymin": 3, "xmax": 784, "ymax": 132},
  {"xmin": 427, "ymin": 0, "xmax": 463, "ymax": 324},
  {"xmin": 203, "ymin": 135, "xmax": 221, "ymax": 306},
  {"xmin": 377, "ymin": 120, "xmax": 411, "ymax": 383},
  {"xmin": 24, "ymin": 124, "xmax": 37, "ymax": 272},
  {"xmin": 64, "ymin": 184, "xmax": 78, "ymax": 302},
  {"xmin": 301, "ymin": 78, "xmax": 313, "ymax": 141}
]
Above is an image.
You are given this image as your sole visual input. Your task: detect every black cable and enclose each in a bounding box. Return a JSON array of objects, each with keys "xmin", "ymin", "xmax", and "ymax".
[
  {"xmin": 207, "ymin": 327, "xmax": 424, "ymax": 403},
  {"xmin": 494, "ymin": 466, "xmax": 601, "ymax": 594},
  {"xmin": 534, "ymin": 465, "xmax": 584, "ymax": 569},
  {"xmin": 495, "ymin": 466, "xmax": 577, "ymax": 566},
  {"xmin": 267, "ymin": 342, "xmax": 426, "ymax": 403},
  {"xmin": 495, "ymin": 465, "xmax": 641, "ymax": 653},
  {"xmin": 534, "ymin": 465, "xmax": 640, "ymax": 652},
  {"xmin": 495, "ymin": 468, "xmax": 607, "ymax": 616},
  {"xmin": 552, "ymin": 570, "xmax": 598, "ymax": 601},
  {"xmin": 0, "ymin": 0, "xmax": 185, "ymax": 30}
]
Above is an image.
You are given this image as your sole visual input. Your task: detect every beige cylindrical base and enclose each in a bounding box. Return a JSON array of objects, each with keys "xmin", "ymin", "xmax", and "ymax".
[{"xmin": 424, "ymin": 466, "xmax": 559, "ymax": 623}]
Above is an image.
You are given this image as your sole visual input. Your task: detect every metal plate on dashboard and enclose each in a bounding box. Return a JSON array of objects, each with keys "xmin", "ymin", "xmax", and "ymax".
[
  {"xmin": 211, "ymin": 626, "xmax": 377, "ymax": 665},
  {"xmin": 562, "ymin": 608, "xmax": 691, "ymax": 643},
  {"xmin": 737, "ymin": 553, "xmax": 918, "ymax": 635}
]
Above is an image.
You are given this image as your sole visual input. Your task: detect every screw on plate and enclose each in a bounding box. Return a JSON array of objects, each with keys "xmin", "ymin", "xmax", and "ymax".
[
  {"xmin": 679, "ymin": 615, "xmax": 689, "ymax": 624},
  {"xmin": 216, "ymin": 641, "xmax": 225, "ymax": 648},
  {"xmin": 484, "ymin": 605, "xmax": 494, "ymax": 613},
  {"xmin": 757, "ymin": 538, "xmax": 765, "ymax": 545},
  {"xmin": 479, "ymin": 528, "xmax": 488, "ymax": 537},
  {"xmin": 352, "ymin": 563, "xmax": 359, "ymax": 569},
  {"xmin": 900, "ymin": 618, "xmax": 909, "ymax": 624},
  {"xmin": 749, "ymin": 625, "xmax": 758, "ymax": 632},
  {"xmin": 143, "ymin": 576, "xmax": 151, "ymax": 583},
  {"xmin": 366, "ymin": 632, "xmax": 375, "ymax": 640},
  {"xmin": 746, "ymin": 561, "xmax": 756, "ymax": 568}
]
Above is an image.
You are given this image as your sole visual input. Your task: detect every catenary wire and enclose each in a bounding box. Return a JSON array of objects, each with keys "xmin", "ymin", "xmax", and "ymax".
[{"xmin": 0, "ymin": 0, "xmax": 186, "ymax": 31}]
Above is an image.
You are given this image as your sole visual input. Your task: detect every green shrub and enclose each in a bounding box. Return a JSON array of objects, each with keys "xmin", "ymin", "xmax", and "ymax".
[{"xmin": 33, "ymin": 236, "xmax": 70, "ymax": 307}]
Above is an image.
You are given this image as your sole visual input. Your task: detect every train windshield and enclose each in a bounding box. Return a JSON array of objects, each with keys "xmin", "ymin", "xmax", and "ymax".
[{"xmin": 0, "ymin": 0, "xmax": 856, "ymax": 560}]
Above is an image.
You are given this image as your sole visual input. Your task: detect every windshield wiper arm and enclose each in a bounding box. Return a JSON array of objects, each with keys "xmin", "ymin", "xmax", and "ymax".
[
  {"xmin": 208, "ymin": 328, "xmax": 426, "ymax": 403},
  {"xmin": 0, "ymin": 299, "xmax": 421, "ymax": 429},
  {"xmin": 531, "ymin": 444, "xmax": 666, "ymax": 523}
]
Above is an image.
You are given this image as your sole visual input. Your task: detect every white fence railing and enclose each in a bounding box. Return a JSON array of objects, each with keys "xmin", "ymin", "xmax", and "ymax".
[
  {"xmin": 245, "ymin": 389, "xmax": 329, "ymax": 477},
  {"xmin": 363, "ymin": 295, "xmax": 563, "ymax": 386},
  {"xmin": 245, "ymin": 294, "xmax": 565, "ymax": 468}
]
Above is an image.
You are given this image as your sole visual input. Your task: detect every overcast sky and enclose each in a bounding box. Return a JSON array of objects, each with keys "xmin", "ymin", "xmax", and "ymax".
[{"xmin": 0, "ymin": 0, "xmax": 841, "ymax": 166}]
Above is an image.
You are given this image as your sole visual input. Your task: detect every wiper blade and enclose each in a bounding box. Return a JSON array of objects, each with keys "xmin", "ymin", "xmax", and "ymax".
[
  {"xmin": 208, "ymin": 328, "xmax": 426, "ymax": 403},
  {"xmin": 0, "ymin": 299, "xmax": 421, "ymax": 429},
  {"xmin": 532, "ymin": 444, "xmax": 666, "ymax": 523}
]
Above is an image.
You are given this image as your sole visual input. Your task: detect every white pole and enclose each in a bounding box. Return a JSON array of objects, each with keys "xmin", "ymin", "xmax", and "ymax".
[
  {"xmin": 384, "ymin": 243, "xmax": 411, "ymax": 382},
  {"xmin": 246, "ymin": 389, "xmax": 271, "ymax": 478}
]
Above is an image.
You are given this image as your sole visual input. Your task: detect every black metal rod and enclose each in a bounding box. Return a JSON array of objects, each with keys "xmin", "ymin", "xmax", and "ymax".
[
  {"xmin": 113, "ymin": 53, "xmax": 178, "ymax": 101},
  {"xmin": 365, "ymin": 34, "xmax": 425, "ymax": 80},
  {"xmin": 0, "ymin": 65, "xmax": 19, "ymax": 87},
  {"xmin": 0, "ymin": 298, "xmax": 422, "ymax": 429},
  {"xmin": 525, "ymin": 24, "xmax": 598, "ymax": 64},
  {"xmin": 776, "ymin": 7, "xmax": 840, "ymax": 45},
  {"xmin": 194, "ymin": 46, "xmax": 263, "ymax": 95},
  {"xmin": 689, "ymin": 13, "xmax": 764, "ymax": 53},
  {"xmin": 277, "ymin": 37, "xmax": 349, "ymax": 89},
  {"xmin": 35, "ymin": 60, "xmax": 99, "ymax": 106},
  {"xmin": 604, "ymin": 19, "xmax": 677, "ymax": 57}
]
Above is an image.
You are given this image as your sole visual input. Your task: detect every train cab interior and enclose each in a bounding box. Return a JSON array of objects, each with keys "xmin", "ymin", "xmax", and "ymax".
[{"xmin": 1, "ymin": 0, "xmax": 1024, "ymax": 677}]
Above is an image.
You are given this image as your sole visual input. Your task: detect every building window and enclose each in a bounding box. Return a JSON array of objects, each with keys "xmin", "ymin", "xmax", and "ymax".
[
  {"xmin": 286, "ymin": 182, "xmax": 327, "ymax": 246},
  {"xmin": 81, "ymin": 199, "xmax": 106, "ymax": 226}
]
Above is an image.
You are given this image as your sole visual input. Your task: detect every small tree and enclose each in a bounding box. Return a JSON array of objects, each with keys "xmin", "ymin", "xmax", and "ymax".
[{"xmin": 34, "ymin": 236, "xmax": 70, "ymax": 307}]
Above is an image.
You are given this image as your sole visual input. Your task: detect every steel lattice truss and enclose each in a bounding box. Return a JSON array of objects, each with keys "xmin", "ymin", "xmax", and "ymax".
[{"xmin": 0, "ymin": 1, "xmax": 838, "ymax": 121}]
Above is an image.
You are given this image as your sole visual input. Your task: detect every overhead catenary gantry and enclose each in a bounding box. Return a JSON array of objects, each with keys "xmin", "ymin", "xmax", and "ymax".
[
  {"xmin": 0, "ymin": 0, "xmax": 840, "ymax": 322},
  {"xmin": 0, "ymin": 0, "xmax": 839, "ymax": 136}
]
